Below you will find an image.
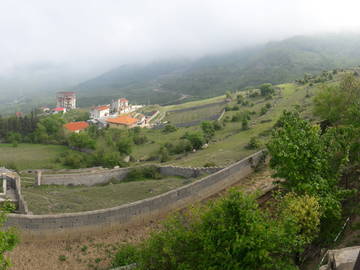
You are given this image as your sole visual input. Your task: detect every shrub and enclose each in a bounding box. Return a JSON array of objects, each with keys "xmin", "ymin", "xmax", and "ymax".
[
  {"xmin": 162, "ymin": 124, "xmax": 177, "ymax": 133},
  {"xmin": 246, "ymin": 137, "xmax": 261, "ymax": 149},
  {"xmin": 204, "ymin": 162, "xmax": 216, "ymax": 167},
  {"xmin": 125, "ymin": 166, "xmax": 162, "ymax": 182},
  {"xmin": 116, "ymin": 251, "xmax": 137, "ymax": 266},
  {"xmin": 183, "ymin": 132, "xmax": 205, "ymax": 150}
]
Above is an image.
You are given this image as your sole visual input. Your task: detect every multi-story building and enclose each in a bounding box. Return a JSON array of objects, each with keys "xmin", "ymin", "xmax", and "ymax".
[
  {"xmin": 56, "ymin": 92, "xmax": 76, "ymax": 110},
  {"xmin": 111, "ymin": 98, "xmax": 130, "ymax": 114}
]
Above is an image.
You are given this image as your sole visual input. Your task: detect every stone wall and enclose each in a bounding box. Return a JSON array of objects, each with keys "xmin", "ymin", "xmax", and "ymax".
[{"xmin": 6, "ymin": 150, "xmax": 266, "ymax": 237}]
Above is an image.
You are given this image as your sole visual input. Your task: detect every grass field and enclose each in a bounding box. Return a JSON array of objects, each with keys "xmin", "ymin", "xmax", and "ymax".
[
  {"xmin": 164, "ymin": 103, "xmax": 225, "ymax": 125},
  {"xmin": 0, "ymin": 144, "xmax": 69, "ymax": 170},
  {"xmin": 22, "ymin": 177, "xmax": 192, "ymax": 214}
]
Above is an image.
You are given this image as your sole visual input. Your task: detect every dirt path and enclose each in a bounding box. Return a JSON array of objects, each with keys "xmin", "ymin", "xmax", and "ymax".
[{"xmin": 8, "ymin": 169, "xmax": 276, "ymax": 270}]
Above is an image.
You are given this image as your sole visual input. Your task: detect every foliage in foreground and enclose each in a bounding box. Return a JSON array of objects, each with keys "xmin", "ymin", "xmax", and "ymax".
[
  {"xmin": 0, "ymin": 203, "xmax": 19, "ymax": 270},
  {"xmin": 113, "ymin": 190, "xmax": 320, "ymax": 270}
]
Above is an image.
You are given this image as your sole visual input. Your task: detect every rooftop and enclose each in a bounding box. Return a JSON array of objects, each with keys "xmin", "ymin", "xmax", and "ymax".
[
  {"xmin": 106, "ymin": 115, "xmax": 138, "ymax": 126},
  {"xmin": 53, "ymin": 107, "xmax": 66, "ymax": 111},
  {"xmin": 95, "ymin": 105, "xmax": 110, "ymax": 111},
  {"xmin": 64, "ymin": 121, "xmax": 89, "ymax": 132}
]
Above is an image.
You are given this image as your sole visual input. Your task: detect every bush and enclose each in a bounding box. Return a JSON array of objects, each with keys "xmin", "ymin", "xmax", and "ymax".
[
  {"xmin": 125, "ymin": 166, "xmax": 162, "ymax": 182},
  {"xmin": 183, "ymin": 132, "xmax": 205, "ymax": 150},
  {"xmin": 112, "ymin": 244, "xmax": 138, "ymax": 267},
  {"xmin": 204, "ymin": 162, "xmax": 216, "ymax": 167},
  {"xmin": 162, "ymin": 124, "xmax": 177, "ymax": 133},
  {"xmin": 246, "ymin": 137, "xmax": 261, "ymax": 149},
  {"xmin": 242, "ymin": 118, "xmax": 249, "ymax": 130}
]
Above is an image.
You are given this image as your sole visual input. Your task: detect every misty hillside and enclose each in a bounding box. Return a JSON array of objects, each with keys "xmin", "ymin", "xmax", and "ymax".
[{"xmin": 76, "ymin": 33, "xmax": 360, "ymax": 106}]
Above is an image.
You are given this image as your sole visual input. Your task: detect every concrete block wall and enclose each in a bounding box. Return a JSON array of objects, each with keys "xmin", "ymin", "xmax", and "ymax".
[
  {"xmin": 6, "ymin": 150, "xmax": 266, "ymax": 236},
  {"xmin": 159, "ymin": 166, "xmax": 223, "ymax": 178},
  {"xmin": 39, "ymin": 167, "xmax": 131, "ymax": 186},
  {"xmin": 4, "ymin": 174, "xmax": 28, "ymax": 214},
  {"xmin": 38, "ymin": 165, "xmax": 224, "ymax": 186}
]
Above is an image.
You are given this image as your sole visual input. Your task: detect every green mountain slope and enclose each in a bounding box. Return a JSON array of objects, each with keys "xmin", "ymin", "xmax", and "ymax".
[{"xmin": 76, "ymin": 33, "xmax": 360, "ymax": 106}]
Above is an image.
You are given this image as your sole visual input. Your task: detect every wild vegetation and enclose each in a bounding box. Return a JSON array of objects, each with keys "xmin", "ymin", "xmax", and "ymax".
[{"xmin": 110, "ymin": 73, "xmax": 360, "ymax": 269}]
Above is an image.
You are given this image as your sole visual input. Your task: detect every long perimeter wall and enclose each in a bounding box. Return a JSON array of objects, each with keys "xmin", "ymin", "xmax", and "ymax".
[{"xmin": 6, "ymin": 151, "xmax": 266, "ymax": 237}]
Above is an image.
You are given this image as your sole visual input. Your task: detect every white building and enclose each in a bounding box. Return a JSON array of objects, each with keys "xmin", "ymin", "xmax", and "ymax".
[
  {"xmin": 111, "ymin": 98, "xmax": 131, "ymax": 114},
  {"xmin": 90, "ymin": 105, "xmax": 110, "ymax": 119},
  {"xmin": 56, "ymin": 92, "xmax": 76, "ymax": 110}
]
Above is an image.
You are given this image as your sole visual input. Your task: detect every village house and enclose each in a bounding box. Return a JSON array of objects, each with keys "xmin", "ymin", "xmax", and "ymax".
[
  {"xmin": 106, "ymin": 115, "xmax": 138, "ymax": 128},
  {"xmin": 64, "ymin": 121, "xmax": 89, "ymax": 133},
  {"xmin": 52, "ymin": 107, "xmax": 67, "ymax": 114},
  {"xmin": 111, "ymin": 98, "xmax": 131, "ymax": 114},
  {"xmin": 90, "ymin": 105, "xmax": 110, "ymax": 119}
]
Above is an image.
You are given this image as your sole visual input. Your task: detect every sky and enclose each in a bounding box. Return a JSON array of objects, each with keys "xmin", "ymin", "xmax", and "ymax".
[{"xmin": 1, "ymin": 0, "xmax": 360, "ymax": 92}]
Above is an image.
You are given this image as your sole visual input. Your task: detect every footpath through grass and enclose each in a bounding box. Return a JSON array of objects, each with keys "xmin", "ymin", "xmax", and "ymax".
[{"xmin": 0, "ymin": 143, "xmax": 69, "ymax": 170}]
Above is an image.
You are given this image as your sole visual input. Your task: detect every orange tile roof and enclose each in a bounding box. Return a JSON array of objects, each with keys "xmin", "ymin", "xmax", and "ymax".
[
  {"xmin": 119, "ymin": 98, "xmax": 128, "ymax": 102},
  {"xmin": 64, "ymin": 121, "xmax": 89, "ymax": 132},
  {"xmin": 95, "ymin": 105, "xmax": 109, "ymax": 111},
  {"xmin": 106, "ymin": 115, "xmax": 138, "ymax": 126}
]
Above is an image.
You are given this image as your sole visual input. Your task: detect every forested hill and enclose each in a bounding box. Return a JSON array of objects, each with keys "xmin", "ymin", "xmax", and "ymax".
[{"xmin": 76, "ymin": 33, "xmax": 360, "ymax": 106}]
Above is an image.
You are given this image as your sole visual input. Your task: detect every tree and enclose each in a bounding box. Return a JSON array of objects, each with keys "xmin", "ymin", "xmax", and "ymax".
[
  {"xmin": 68, "ymin": 133, "xmax": 96, "ymax": 150},
  {"xmin": 314, "ymin": 73, "xmax": 360, "ymax": 126},
  {"xmin": 241, "ymin": 118, "xmax": 249, "ymax": 130},
  {"xmin": 183, "ymin": 132, "xmax": 205, "ymax": 150},
  {"xmin": 260, "ymin": 83, "xmax": 274, "ymax": 96},
  {"xmin": 162, "ymin": 124, "xmax": 177, "ymax": 133},
  {"xmin": 201, "ymin": 121, "xmax": 215, "ymax": 142},
  {"xmin": 267, "ymin": 111, "xmax": 347, "ymax": 238},
  {"xmin": 117, "ymin": 138, "xmax": 133, "ymax": 155},
  {"xmin": 114, "ymin": 191, "xmax": 314, "ymax": 270}
]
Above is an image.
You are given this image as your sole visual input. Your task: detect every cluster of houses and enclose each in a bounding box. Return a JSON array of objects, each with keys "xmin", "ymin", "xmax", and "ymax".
[{"xmin": 49, "ymin": 92, "xmax": 160, "ymax": 133}]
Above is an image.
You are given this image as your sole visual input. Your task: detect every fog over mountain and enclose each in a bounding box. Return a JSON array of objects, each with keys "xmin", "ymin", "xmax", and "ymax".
[{"xmin": 1, "ymin": 0, "xmax": 360, "ymax": 99}]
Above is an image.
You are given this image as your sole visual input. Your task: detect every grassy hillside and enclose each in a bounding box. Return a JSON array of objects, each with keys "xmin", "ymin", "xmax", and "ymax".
[
  {"xmin": 75, "ymin": 33, "xmax": 360, "ymax": 106},
  {"xmin": 0, "ymin": 144, "xmax": 69, "ymax": 170}
]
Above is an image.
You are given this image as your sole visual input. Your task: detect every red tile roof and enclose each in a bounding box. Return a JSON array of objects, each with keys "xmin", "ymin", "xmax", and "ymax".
[
  {"xmin": 106, "ymin": 115, "xmax": 138, "ymax": 126},
  {"xmin": 64, "ymin": 121, "xmax": 89, "ymax": 132},
  {"xmin": 53, "ymin": 107, "xmax": 66, "ymax": 111},
  {"xmin": 119, "ymin": 98, "xmax": 128, "ymax": 102},
  {"xmin": 95, "ymin": 105, "xmax": 110, "ymax": 111}
]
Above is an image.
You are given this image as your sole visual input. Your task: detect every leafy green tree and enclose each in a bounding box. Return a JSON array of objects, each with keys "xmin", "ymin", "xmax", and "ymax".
[
  {"xmin": 162, "ymin": 124, "xmax": 177, "ymax": 133},
  {"xmin": 117, "ymin": 138, "xmax": 133, "ymax": 155},
  {"xmin": 201, "ymin": 121, "xmax": 215, "ymax": 142},
  {"xmin": 267, "ymin": 111, "xmax": 347, "ymax": 239},
  {"xmin": 183, "ymin": 132, "xmax": 205, "ymax": 150},
  {"xmin": 241, "ymin": 118, "xmax": 249, "ymax": 130},
  {"xmin": 68, "ymin": 133, "xmax": 96, "ymax": 150},
  {"xmin": 314, "ymin": 73, "xmax": 360, "ymax": 126},
  {"xmin": 260, "ymin": 83, "xmax": 274, "ymax": 96},
  {"xmin": 116, "ymin": 191, "xmax": 313, "ymax": 270}
]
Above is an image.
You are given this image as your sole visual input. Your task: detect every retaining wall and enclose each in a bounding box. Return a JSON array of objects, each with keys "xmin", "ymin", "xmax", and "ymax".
[
  {"xmin": 38, "ymin": 167, "xmax": 131, "ymax": 186},
  {"xmin": 6, "ymin": 150, "xmax": 266, "ymax": 237},
  {"xmin": 4, "ymin": 174, "xmax": 28, "ymax": 214},
  {"xmin": 38, "ymin": 165, "xmax": 223, "ymax": 186}
]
